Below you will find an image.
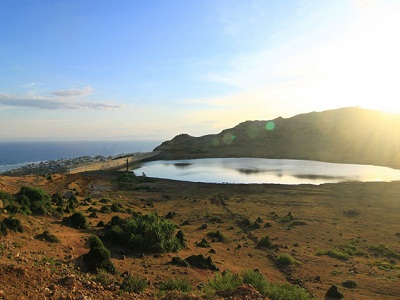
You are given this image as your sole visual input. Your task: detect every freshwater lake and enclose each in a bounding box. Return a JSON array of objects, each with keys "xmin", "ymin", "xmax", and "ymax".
[{"xmin": 132, "ymin": 158, "xmax": 400, "ymax": 185}]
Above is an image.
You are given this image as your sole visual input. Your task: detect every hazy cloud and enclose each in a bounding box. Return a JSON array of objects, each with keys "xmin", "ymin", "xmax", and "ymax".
[
  {"xmin": 51, "ymin": 86, "xmax": 93, "ymax": 97},
  {"xmin": 0, "ymin": 94, "xmax": 121, "ymax": 110}
]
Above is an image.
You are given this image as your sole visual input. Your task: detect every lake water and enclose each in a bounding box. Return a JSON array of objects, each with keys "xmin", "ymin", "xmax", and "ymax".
[{"xmin": 132, "ymin": 158, "xmax": 400, "ymax": 185}]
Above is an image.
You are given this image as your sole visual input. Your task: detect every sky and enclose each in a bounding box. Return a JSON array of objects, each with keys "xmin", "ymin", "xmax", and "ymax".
[{"xmin": 1, "ymin": 0, "xmax": 400, "ymax": 140}]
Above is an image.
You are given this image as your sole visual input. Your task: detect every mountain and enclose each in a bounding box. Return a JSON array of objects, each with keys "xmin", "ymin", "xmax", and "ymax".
[{"xmin": 152, "ymin": 107, "xmax": 400, "ymax": 169}]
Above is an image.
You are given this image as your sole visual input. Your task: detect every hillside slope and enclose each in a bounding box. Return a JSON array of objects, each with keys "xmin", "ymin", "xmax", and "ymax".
[{"xmin": 153, "ymin": 107, "xmax": 400, "ymax": 168}]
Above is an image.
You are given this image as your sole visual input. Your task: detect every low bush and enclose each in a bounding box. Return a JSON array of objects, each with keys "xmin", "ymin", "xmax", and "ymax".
[
  {"xmin": 276, "ymin": 253, "xmax": 298, "ymax": 266},
  {"xmin": 279, "ymin": 212, "xmax": 295, "ymax": 223},
  {"xmin": 95, "ymin": 270, "xmax": 116, "ymax": 286},
  {"xmin": 368, "ymin": 244, "xmax": 400, "ymax": 259},
  {"xmin": 102, "ymin": 213, "xmax": 184, "ymax": 253},
  {"xmin": 206, "ymin": 271, "xmax": 242, "ymax": 293},
  {"xmin": 342, "ymin": 280, "xmax": 358, "ymax": 289},
  {"xmin": 110, "ymin": 203, "xmax": 122, "ymax": 212},
  {"xmin": 205, "ymin": 269, "xmax": 311, "ymax": 300},
  {"xmin": 67, "ymin": 212, "xmax": 89, "ymax": 229},
  {"xmin": 35, "ymin": 230, "xmax": 60, "ymax": 243},
  {"xmin": 3, "ymin": 217, "xmax": 23, "ymax": 232},
  {"xmin": 257, "ymin": 236, "xmax": 273, "ymax": 248},
  {"xmin": 207, "ymin": 231, "xmax": 229, "ymax": 243},
  {"xmin": 0, "ymin": 222, "xmax": 8, "ymax": 236},
  {"xmin": 120, "ymin": 275, "xmax": 148, "ymax": 293},
  {"xmin": 242, "ymin": 270, "xmax": 269, "ymax": 296},
  {"xmin": 83, "ymin": 235, "xmax": 116, "ymax": 274},
  {"xmin": 0, "ymin": 190, "xmax": 14, "ymax": 206},
  {"xmin": 197, "ymin": 238, "xmax": 211, "ymax": 248},
  {"xmin": 158, "ymin": 277, "xmax": 192, "ymax": 293},
  {"xmin": 14, "ymin": 186, "xmax": 52, "ymax": 215},
  {"xmin": 267, "ymin": 283, "xmax": 311, "ymax": 300},
  {"xmin": 100, "ymin": 206, "xmax": 112, "ymax": 214}
]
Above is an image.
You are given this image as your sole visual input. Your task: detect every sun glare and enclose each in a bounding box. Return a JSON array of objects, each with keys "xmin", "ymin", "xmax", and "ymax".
[{"xmin": 309, "ymin": 4, "xmax": 400, "ymax": 114}]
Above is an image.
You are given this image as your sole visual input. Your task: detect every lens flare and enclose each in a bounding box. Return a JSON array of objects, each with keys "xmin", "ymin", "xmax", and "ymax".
[
  {"xmin": 223, "ymin": 132, "xmax": 236, "ymax": 144},
  {"xmin": 266, "ymin": 121, "xmax": 275, "ymax": 131}
]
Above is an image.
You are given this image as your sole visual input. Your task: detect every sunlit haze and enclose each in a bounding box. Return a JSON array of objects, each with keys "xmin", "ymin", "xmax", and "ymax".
[{"xmin": 1, "ymin": 0, "xmax": 399, "ymax": 140}]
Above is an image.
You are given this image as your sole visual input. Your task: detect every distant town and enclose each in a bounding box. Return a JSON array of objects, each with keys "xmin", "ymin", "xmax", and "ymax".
[{"xmin": 1, "ymin": 153, "xmax": 136, "ymax": 176}]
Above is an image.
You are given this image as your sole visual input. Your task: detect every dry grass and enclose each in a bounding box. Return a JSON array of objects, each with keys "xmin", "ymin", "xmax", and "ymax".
[{"xmin": 0, "ymin": 172, "xmax": 400, "ymax": 299}]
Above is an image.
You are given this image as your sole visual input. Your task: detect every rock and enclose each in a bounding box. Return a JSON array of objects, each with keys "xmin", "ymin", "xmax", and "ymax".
[
  {"xmin": 185, "ymin": 254, "xmax": 219, "ymax": 271},
  {"xmin": 59, "ymin": 274, "xmax": 76, "ymax": 286},
  {"xmin": 325, "ymin": 285, "xmax": 344, "ymax": 299},
  {"xmin": 171, "ymin": 256, "xmax": 190, "ymax": 268},
  {"xmin": 342, "ymin": 280, "xmax": 358, "ymax": 289}
]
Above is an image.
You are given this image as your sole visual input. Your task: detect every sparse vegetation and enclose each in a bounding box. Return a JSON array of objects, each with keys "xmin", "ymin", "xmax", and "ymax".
[
  {"xmin": 316, "ymin": 239, "xmax": 366, "ymax": 261},
  {"xmin": 196, "ymin": 238, "xmax": 211, "ymax": 248},
  {"xmin": 276, "ymin": 253, "xmax": 298, "ymax": 265},
  {"xmin": 120, "ymin": 274, "xmax": 148, "ymax": 293},
  {"xmin": 368, "ymin": 244, "xmax": 400, "ymax": 259},
  {"xmin": 35, "ymin": 230, "xmax": 60, "ymax": 243},
  {"xmin": 3, "ymin": 217, "xmax": 23, "ymax": 232},
  {"xmin": 207, "ymin": 230, "xmax": 229, "ymax": 243},
  {"xmin": 158, "ymin": 277, "xmax": 192, "ymax": 293},
  {"xmin": 257, "ymin": 236, "xmax": 273, "ymax": 248},
  {"xmin": 206, "ymin": 269, "xmax": 311, "ymax": 300}
]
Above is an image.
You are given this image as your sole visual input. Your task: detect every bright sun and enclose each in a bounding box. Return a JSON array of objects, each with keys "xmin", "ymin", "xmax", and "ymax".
[{"xmin": 293, "ymin": 2, "xmax": 400, "ymax": 115}]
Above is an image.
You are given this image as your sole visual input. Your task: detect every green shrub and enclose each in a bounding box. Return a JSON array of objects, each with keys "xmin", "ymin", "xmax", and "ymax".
[
  {"xmin": 267, "ymin": 283, "xmax": 311, "ymax": 300},
  {"xmin": 368, "ymin": 244, "xmax": 400, "ymax": 259},
  {"xmin": 102, "ymin": 213, "xmax": 183, "ymax": 253},
  {"xmin": 279, "ymin": 212, "xmax": 295, "ymax": 223},
  {"xmin": 276, "ymin": 253, "xmax": 298, "ymax": 265},
  {"xmin": 0, "ymin": 190, "xmax": 14, "ymax": 206},
  {"xmin": 83, "ymin": 235, "xmax": 116, "ymax": 274},
  {"xmin": 68, "ymin": 212, "xmax": 89, "ymax": 229},
  {"xmin": 197, "ymin": 238, "xmax": 211, "ymax": 248},
  {"xmin": 242, "ymin": 270, "xmax": 269, "ymax": 296},
  {"xmin": 206, "ymin": 271, "xmax": 242, "ymax": 293},
  {"xmin": 95, "ymin": 270, "xmax": 116, "ymax": 286},
  {"xmin": 97, "ymin": 220, "xmax": 106, "ymax": 227},
  {"xmin": 35, "ymin": 230, "xmax": 60, "ymax": 243},
  {"xmin": 0, "ymin": 222, "xmax": 8, "ymax": 236},
  {"xmin": 100, "ymin": 206, "xmax": 112, "ymax": 214},
  {"xmin": 16, "ymin": 186, "xmax": 52, "ymax": 215},
  {"xmin": 3, "ymin": 217, "xmax": 23, "ymax": 232},
  {"xmin": 120, "ymin": 275, "xmax": 148, "ymax": 293},
  {"xmin": 176, "ymin": 230, "xmax": 186, "ymax": 247},
  {"xmin": 110, "ymin": 203, "xmax": 122, "ymax": 212},
  {"xmin": 257, "ymin": 236, "xmax": 273, "ymax": 248},
  {"xmin": 158, "ymin": 277, "xmax": 192, "ymax": 293},
  {"xmin": 207, "ymin": 231, "xmax": 229, "ymax": 243},
  {"xmin": 326, "ymin": 249, "xmax": 350, "ymax": 261},
  {"xmin": 205, "ymin": 270, "xmax": 311, "ymax": 300},
  {"xmin": 88, "ymin": 235, "xmax": 104, "ymax": 248}
]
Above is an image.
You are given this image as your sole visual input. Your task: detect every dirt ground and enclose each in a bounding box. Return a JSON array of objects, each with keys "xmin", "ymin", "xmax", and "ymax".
[{"xmin": 0, "ymin": 171, "xmax": 399, "ymax": 299}]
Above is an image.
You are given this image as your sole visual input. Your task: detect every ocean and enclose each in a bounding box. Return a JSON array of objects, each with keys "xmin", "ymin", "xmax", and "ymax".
[{"xmin": 0, "ymin": 140, "xmax": 162, "ymax": 173}]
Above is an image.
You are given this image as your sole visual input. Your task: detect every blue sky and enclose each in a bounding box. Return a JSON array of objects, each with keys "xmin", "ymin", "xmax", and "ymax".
[{"xmin": 1, "ymin": 0, "xmax": 399, "ymax": 140}]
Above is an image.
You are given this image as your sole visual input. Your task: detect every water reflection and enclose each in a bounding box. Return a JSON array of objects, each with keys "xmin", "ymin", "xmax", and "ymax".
[
  {"xmin": 174, "ymin": 162, "xmax": 192, "ymax": 169},
  {"xmin": 132, "ymin": 158, "xmax": 400, "ymax": 185}
]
